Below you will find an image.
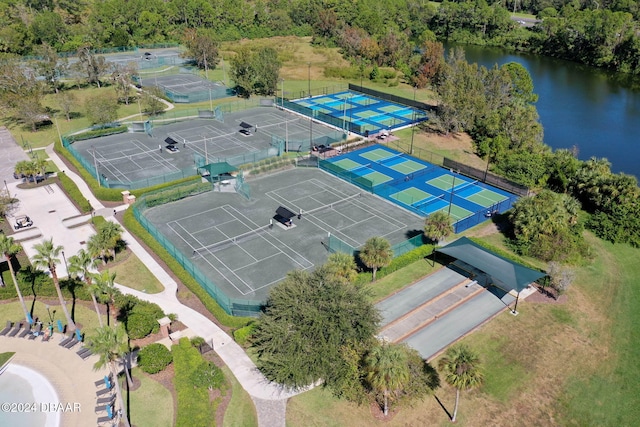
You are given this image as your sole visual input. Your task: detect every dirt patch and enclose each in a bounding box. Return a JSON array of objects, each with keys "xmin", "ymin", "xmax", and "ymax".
[
  {"xmin": 369, "ymin": 401, "xmax": 399, "ymax": 422},
  {"xmin": 525, "ymin": 284, "xmax": 568, "ymax": 304}
]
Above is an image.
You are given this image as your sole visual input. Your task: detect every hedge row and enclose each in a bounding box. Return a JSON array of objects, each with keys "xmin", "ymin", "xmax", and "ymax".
[
  {"xmin": 122, "ymin": 207, "xmax": 252, "ymax": 329},
  {"xmin": 65, "ymin": 126, "xmax": 128, "ymax": 142},
  {"xmin": 53, "ymin": 137, "xmax": 201, "ymax": 202},
  {"xmin": 55, "ymin": 172, "xmax": 93, "ymax": 213},
  {"xmin": 173, "ymin": 338, "xmax": 217, "ymax": 427}
]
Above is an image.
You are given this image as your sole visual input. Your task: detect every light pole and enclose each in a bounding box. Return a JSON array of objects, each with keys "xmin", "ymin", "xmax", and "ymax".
[
  {"xmin": 410, "ymin": 86, "xmax": 417, "ymax": 155},
  {"xmin": 92, "ymin": 146, "xmax": 100, "ymax": 184},
  {"xmin": 307, "ymin": 62, "xmax": 311, "ymax": 98},
  {"xmin": 61, "ymin": 250, "xmax": 69, "ymax": 278},
  {"xmin": 447, "ymin": 169, "xmax": 457, "ymax": 219},
  {"xmin": 280, "ymin": 78, "xmax": 285, "ymax": 109}
]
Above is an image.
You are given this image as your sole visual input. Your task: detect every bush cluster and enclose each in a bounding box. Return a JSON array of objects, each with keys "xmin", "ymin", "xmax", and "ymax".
[
  {"xmin": 173, "ymin": 338, "xmax": 217, "ymax": 427},
  {"xmin": 247, "ymin": 157, "xmax": 296, "ymax": 175},
  {"xmin": 115, "ymin": 293, "xmax": 165, "ymax": 339},
  {"xmin": 137, "ymin": 343, "xmax": 173, "ymax": 374},
  {"xmin": 233, "ymin": 322, "xmax": 256, "ymax": 346}
]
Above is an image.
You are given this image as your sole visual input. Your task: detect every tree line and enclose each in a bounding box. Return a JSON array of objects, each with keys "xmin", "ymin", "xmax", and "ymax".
[{"xmin": 1, "ymin": 0, "xmax": 640, "ymax": 75}]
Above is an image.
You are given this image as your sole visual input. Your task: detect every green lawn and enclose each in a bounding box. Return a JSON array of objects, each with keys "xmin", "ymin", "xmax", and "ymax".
[
  {"xmin": 0, "ymin": 352, "xmax": 15, "ymax": 367},
  {"xmin": 0, "ymin": 299, "xmax": 108, "ymax": 335},
  {"xmin": 222, "ymin": 365, "xmax": 258, "ymax": 427},
  {"xmin": 108, "ymin": 251, "xmax": 164, "ymax": 294},
  {"xmin": 286, "ymin": 234, "xmax": 640, "ymax": 426},
  {"xmin": 125, "ymin": 367, "xmax": 174, "ymax": 427}
]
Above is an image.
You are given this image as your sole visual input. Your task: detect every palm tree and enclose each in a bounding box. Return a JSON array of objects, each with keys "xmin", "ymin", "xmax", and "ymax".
[
  {"xmin": 88, "ymin": 324, "xmax": 132, "ymax": 427},
  {"xmin": 87, "ymin": 233, "xmax": 110, "ymax": 266},
  {"xmin": 32, "ymin": 238, "xmax": 76, "ymax": 331},
  {"xmin": 424, "ymin": 211, "xmax": 454, "ymax": 244},
  {"xmin": 0, "ymin": 235, "xmax": 30, "ymax": 323},
  {"xmin": 438, "ymin": 344, "xmax": 484, "ymax": 422},
  {"xmin": 365, "ymin": 342, "xmax": 410, "ymax": 416},
  {"xmin": 359, "ymin": 236, "xmax": 393, "ymax": 281},
  {"xmin": 93, "ymin": 270, "xmax": 120, "ymax": 326},
  {"xmin": 68, "ymin": 249, "xmax": 103, "ymax": 327},
  {"xmin": 98, "ymin": 221, "xmax": 124, "ymax": 259},
  {"xmin": 324, "ymin": 252, "xmax": 358, "ymax": 284}
]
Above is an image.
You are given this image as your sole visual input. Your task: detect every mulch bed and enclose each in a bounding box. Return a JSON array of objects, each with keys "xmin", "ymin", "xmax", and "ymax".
[{"xmin": 526, "ymin": 284, "xmax": 568, "ymax": 304}]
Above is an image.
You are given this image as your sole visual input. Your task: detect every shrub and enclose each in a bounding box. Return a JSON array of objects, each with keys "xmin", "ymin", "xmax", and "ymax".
[
  {"xmin": 233, "ymin": 322, "xmax": 256, "ymax": 346},
  {"xmin": 137, "ymin": 343, "xmax": 173, "ymax": 374},
  {"xmin": 66, "ymin": 126, "xmax": 128, "ymax": 142},
  {"xmin": 126, "ymin": 312, "xmax": 157, "ymax": 339},
  {"xmin": 189, "ymin": 361, "xmax": 224, "ymax": 389},
  {"xmin": 173, "ymin": 338, "xmax": 216, "ymax": 427}
]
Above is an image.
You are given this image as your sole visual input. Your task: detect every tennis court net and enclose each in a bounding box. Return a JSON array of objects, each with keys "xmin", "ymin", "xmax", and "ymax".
[
  {"xmin": 413, "ymin": 194, "xmax": 446, "ymax": 209},
  {"xmin": 376, "ymin": 153, "xmax": 404, "ymax": 165},
  {"xmin": 452, "ymin": 180, "xmax": 479, "ymax": 194},
  {"xmin": 302, "ymin": 192, "xmax": 362, "ymax": 216},
  {"xmin": 96, "ymin": 147, "xmax": 163, "ymax": 163},
  {"xmin": 192, "ymin": 225, "xmax": 270, "ymax": 255}
]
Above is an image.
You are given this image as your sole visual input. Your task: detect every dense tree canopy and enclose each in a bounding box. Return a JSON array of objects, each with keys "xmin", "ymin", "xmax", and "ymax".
[{"xmin": 252, "ymin": 267, "xmax": 380, "ymax": 389}]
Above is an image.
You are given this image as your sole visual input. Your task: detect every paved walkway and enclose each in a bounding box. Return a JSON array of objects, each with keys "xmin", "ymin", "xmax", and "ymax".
[{"xmin": 43, "ymin": 144, "xmax": 299, "ymax": 424}]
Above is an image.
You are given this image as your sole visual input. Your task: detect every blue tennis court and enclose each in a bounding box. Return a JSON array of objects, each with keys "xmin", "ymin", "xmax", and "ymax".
[
  {"xmin": 319, "ymin": 145, "xmax": 519, "ymax": 233},
  {"xmin": 291, "ymin": 90, "xmax": 428, "ymax": 136}
]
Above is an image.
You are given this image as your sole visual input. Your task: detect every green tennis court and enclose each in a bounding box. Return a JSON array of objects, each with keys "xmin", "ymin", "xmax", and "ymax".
[
  {"xmin": 467, "ymin": 189, "xmax": 507, "ymax": 207},
  {"xmin": 360, "ymin": 148, "xmax": 396, "ymax": 162},
  {"xmin": 390, "ymin": 187, "xmax": 432, "ymax": 205},
  {"xmin": 363, "ymin": 171, "xmax": 393, "ymax": 186},
  {"xmin": 379, "ymin": 105, "xmax": 404, "ymax": 113},
  {"xmin": 388, "ymin": 160, "xmax": 427, "ymax": 175},
  {"xmin": 427, "ymin": 175, "xmax": 457, "ymax": 190},
  {"xmin": 333, "ymin": 158, "xmax": 364, "ymax": 170},
  {"xmin": 355, "ymin": 110, "xmax": 382, "ymax": 119},
  {"xmin": 433, "ymin": 205, "xmax": 473, "ymax": 221}
]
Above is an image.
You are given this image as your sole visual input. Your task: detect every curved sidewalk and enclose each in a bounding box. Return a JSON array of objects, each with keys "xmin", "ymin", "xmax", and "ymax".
[{"xmin": 44, "ymin": 144, "xmax": 299, "ymax": 426}]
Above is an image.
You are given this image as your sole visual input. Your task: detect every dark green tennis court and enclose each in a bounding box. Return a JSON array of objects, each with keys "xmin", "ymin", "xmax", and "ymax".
[{"xmin": 141, "ymin": 168, "xmax": 425, "ymax": 313}]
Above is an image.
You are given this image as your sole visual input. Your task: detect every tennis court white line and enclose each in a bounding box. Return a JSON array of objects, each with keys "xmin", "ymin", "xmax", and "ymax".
[
  {"xmin": 168, "ymin": 220, "xmax": 256, "ymax": 295},
  {"xmin": 216, "ymin": 216, "xmax": 259, "ymax": 263}
]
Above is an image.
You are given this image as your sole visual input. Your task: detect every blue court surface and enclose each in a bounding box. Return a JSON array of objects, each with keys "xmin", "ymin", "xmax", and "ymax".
[
  {"xmin": 319, "ymin": 145, "xmax": 519, "ymax": 233},
  {"xmin": 291, "ymin": 90, "xmax": 428, "ymax": 135}
]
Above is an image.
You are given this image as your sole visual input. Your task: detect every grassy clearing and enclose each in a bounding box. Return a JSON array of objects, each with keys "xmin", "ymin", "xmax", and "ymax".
[
  {"xmin": 108, "ymin": 250, "xmax": 164, "ymax": 294},
  {"xmin": 221, "ymin": 365, "xmax": 258, "ymax": 427},
  {"xmin": 287, "ymin": 235, "xmax": 640, "ymax": 426},
  {"xmin": 125, "ymin": 367, "xmax": 174, "ymax": 427}
]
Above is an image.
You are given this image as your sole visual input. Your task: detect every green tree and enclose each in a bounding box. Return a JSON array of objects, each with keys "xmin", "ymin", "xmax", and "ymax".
[
  {"xmin": 324, "ymin": 252, "xmax": 358, "ymax": 285},
  {"xmin": 252, "ymin": 267, "xmax": 380, "ymax": 388},
  {"xmin": 32, "ymin": 238, "xmax": 76, "ymax": 331},
  {"xmin": 32, "ymin": 43, "xmax": 68, "ymax": 94},
  {"xmin": 87, "ymin": 324, "xmax": 132, "ymax": 427},
  {"xmin": 75, "ymin": 46, "xmax": 109, "ymax": 87},
  {"xmin": 67, "ymin": 249, "xmax": 103, "ymax": 327},
  {"xmin": 84, "ymin": 92, "xmax": 119, "ymax": 126},
  {"xmin": 365, "ymin": 342, "xmax": 410, "ymax": 416},
  {"xmin": 181, "ymin": 28, "xmax": 219, "ymax": 75},
  {"xmin": 0, "ymin": 235, "xmax": 29, "ymax": 323},
  {"xmin": 229, "ymin": 45, "xmax": 281, "ymax": 97},
  {"xmin": 424, "ymin": 211, "xmax": 454, "ymax": 243},
  {"xmin": 438, "ymin": 344, "xmax": 484, "ymax": 423},
  {"xmin": 359, "ymin": 237, "xmax": 393, "ymax": 281},
  {"xmin": 87, "ymin": 232, "xmax": 111, "ymax": 265}
]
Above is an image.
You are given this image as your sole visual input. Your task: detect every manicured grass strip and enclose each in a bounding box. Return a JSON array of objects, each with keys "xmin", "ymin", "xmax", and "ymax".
[
  {"xmin": 0, "ymin": 352, "xmax": 15, "ymax": 367},
  {"xmin": 222, "ymin": 366, "xmax": 258, "ymax": 427},
  {"xmin": 108, "ymin": 251, "xmax": 164, "ymax": 294},
  {"xmin": 559, "ymin": 240, "xmax": 640, "ymax": 426},
  {"xmin": 126, "ymin": 367, "xmax": 174, "ymax": 427}
]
